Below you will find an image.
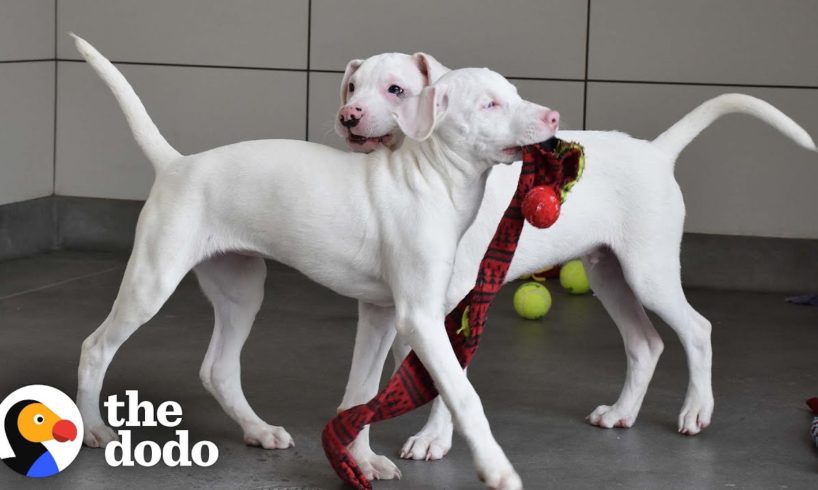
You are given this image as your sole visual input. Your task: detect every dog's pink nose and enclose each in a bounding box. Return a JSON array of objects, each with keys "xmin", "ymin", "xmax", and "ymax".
[
  {"xmin": 339, "ymin": 106, "xmax": 364, "ymax": 128},
  {"xmin": 544, "ymin": 110, "xmax": 560, "ymax": 132}
]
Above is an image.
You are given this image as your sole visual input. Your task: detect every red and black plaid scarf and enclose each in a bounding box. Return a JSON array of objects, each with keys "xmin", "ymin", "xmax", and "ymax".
[{"xmin": 322, "ymin": 138, "xmax": 584, "ymax": 489}]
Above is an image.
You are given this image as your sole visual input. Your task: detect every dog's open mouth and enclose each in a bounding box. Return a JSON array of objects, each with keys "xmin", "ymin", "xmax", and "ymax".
[
  {"xmin": 347, "ymin": 132, "xmax": 392, "ymax": 148},
  {"xmin": 503, "ymin": 146, "xmax": 523, "ymax": 155}
]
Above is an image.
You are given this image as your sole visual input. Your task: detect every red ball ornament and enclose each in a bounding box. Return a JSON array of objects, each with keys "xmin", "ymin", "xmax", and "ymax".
[{"xmin": 522, "ymin": 185, "xmax": 561, "ymax": 228}]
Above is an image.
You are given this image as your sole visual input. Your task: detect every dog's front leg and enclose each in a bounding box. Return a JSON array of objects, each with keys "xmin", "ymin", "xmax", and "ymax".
[
  {"xmin": 338, "ymin": 302, "xmax": 402, "ymax": 481},
  {"xmin": 391, "ymin": 276, "xmax": 521, "ymax": 489}
]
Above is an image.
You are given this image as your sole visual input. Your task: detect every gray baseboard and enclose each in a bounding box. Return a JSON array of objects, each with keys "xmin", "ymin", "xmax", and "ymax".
[
  {"xmin": 0, "ymin": 197, "xmax": 56, "ymax": 261},
  {"xmin": 55, "ymin": 196, "xmax": 143, "ymax": 251},
  {"xmin": 680, "ymin": 233, "xmax": 818, "ymax": 293},
  {"xmin": 1, "ymin": 196, "xmax": 817, "ymax": 294}
]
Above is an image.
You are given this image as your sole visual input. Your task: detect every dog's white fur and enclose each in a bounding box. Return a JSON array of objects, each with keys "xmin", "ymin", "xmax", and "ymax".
[
  {"xmin": 334, "ymin": 54, "xmax": 817, "ymax": 462},
  {"xmin": 70, "ymin": 35, "xmax": 565, "ymax": 489}
]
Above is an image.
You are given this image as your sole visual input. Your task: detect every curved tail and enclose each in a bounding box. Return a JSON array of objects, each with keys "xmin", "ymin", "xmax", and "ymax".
[
  {"xmin": 70, "ymin": 33, "xmax": 181, "ymax": 170},
  {"xmin": 652, "ymin": 93, "xmax": 816, "ymax": 158}
]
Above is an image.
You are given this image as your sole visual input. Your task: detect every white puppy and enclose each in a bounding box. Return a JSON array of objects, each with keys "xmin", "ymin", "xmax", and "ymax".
[
  {"xmin": 336, "ymin": 53, "xmax": 450, "ymax": 153},
  {"xmin": 333, "ymin": 53, "xmax": 817, "ymax": 462},
  {"xmin": 71, "ymin": 35, "xmax": 561, "ymax": 489}
]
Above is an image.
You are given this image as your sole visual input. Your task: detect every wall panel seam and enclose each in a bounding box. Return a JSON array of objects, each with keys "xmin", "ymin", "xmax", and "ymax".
[
  {"xmin": 54, "ymin": 58, "xmax": 818, "ymax": 91},
  {"xmin": 582, "ymin": 0, "xmax": 591, "ymax": 129},
  {"xmin": 52, "ymin": 0, "xmax": 59, "ymax": 248},
  {"xmin": 305, "ymin": 0, "xmax": 312, "ymax": 141},
  {"xmin": 0, "ymin": 59, "xmax": 53, "ymax": 64}
]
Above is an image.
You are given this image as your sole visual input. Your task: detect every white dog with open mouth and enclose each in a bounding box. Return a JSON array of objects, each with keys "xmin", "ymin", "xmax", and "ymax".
[
  {"xmin": 331, "ymin": 53, "xmax": 817, "ymax": 462},
  {"xmin": 71, "ymin": 35, "xmax": 562, "ymax": 489}
]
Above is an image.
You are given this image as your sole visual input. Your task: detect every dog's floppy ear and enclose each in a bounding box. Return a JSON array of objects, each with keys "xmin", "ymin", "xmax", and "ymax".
[
  {"xmin": 340, "ymin": 59, "xmax": 363, "ymax": 104},
  {"xmin": 413, "ymin": 52, "xmax": 450, "ymax": 84},
  {"xmin": 392, "ymin": 84, "xmax": 449, "ymax": 141}
]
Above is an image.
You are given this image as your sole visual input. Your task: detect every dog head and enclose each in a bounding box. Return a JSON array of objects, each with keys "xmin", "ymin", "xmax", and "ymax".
[
  {"xmin": 336, "ymin": 52, "xmax": 450, "ymax": 153},
  {"xmin": 393, "ymin": 68, "xmax": 560, "ymax": 167}
]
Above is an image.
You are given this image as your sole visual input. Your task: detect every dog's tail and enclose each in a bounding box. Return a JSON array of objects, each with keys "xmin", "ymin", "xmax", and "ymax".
[
  {"xmin": 70, "ymin": 33, "xmax": 181, "ymax": 170},
  {"xmin": 652, "ymin": 93, "xmax": 816, "ymax": 158}
]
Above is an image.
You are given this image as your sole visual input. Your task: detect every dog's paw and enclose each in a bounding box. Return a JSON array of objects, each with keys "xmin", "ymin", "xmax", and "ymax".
[
  {"xmin": 677, "ymin": 392, "xmax": 714, "ymax": 436},
  {"xmin": 84, "ymin": 424, "xmax": 119, "ymax": 448},
  {"xmin": 474, "ymin": 446, "xmax": 521, "ymax": 489},
  {"xmin": 348, "ymin": 441, "xmax": 401, "ymax": 481},
  {"xmin": 399, "ymin": 430, "xmax": 452, "ymax": 461},
  {"xmin": 479, "ymin": 467, "xmax": 523, "ymax": 490},
  {"xmin": 358, "ymin": 452, "xmax": 402, "ymax": 481},
  {"xmin": 243, "ymin": 424, "xmax": 294, "ymax": 449},
  {"xmin": 586, "ymin": 404, "xmax": 636, "ymax": 429}
]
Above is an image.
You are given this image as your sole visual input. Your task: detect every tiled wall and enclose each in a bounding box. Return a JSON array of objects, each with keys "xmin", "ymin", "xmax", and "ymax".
[
  {"xmin": 2, "ymin": 1, "xmax": 818, "ymax": 238},
  {"xmin": 0, "ymin": 0, "xmax": 54, "ymax": 206}
]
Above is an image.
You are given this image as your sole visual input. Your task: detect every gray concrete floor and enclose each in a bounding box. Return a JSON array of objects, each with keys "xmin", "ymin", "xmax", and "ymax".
[{"xmin": 0, "ymin": 251, "xmax": 816, "ymax": 489}]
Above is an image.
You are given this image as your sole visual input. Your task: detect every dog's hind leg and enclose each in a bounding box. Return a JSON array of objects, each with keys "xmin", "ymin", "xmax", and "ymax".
[
  {"xmin": 677, "ymin": 302, "xmax": 714, "ymax": 434},
  {"xmin": 583, "ymin": 248, "xmax": 664, "ymax": 429},
  {"xmin": 618, "ymin": 248, "xmax": 713, "ymax": 435},
  {"xmin": 195, "ymin": 253, "xmax": 293, "ymax": 449},
  {"xmin": 339, "ymin": 302, "xmax": 402, "ymax": 481},
  {"xmin": 77, "ymin": 208, "xmax": 203, "ymax": 447}
]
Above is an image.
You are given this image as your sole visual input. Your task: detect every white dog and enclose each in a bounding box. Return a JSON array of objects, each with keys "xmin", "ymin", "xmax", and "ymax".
[
  {"xmin": 71, "ymin": 35, "xmax": 562, "ymax": 489},
  {"xmin": 331, "ymin": 53, "xmax": 817, "ymax": 462}
]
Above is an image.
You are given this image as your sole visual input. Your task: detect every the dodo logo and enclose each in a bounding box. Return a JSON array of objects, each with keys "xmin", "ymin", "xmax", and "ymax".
[{"xmin": 0, "ymin": 385, "xmax": 83, "ymax": 478}]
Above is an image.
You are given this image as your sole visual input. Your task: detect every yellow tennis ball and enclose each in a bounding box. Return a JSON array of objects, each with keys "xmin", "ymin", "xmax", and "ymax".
[
  {"xmin": 560, "ymin": 260, "xmax": 590, "ymax": 294},
  {"xmin": 513, "ymin": 282, "xmax": 552, "ymax": 320}
]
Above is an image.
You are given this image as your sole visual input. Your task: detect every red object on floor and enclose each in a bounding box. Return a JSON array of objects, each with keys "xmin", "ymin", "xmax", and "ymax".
[
  {"xmin": 543, "ymin": 265, "xmax": 561, "ymax": 279},
  {"xmin": 321, "ymin": 139, "xmax": 584, "ymax": 489},
  {"xmin": 807, "ymin": 397, "xmax": 818, "ymax": 414}
]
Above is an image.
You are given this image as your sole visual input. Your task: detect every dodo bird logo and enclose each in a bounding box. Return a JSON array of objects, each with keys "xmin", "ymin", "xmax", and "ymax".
[{"xmin": 0, "ymin": 385, "xmax": 83, "ymax": 478}]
